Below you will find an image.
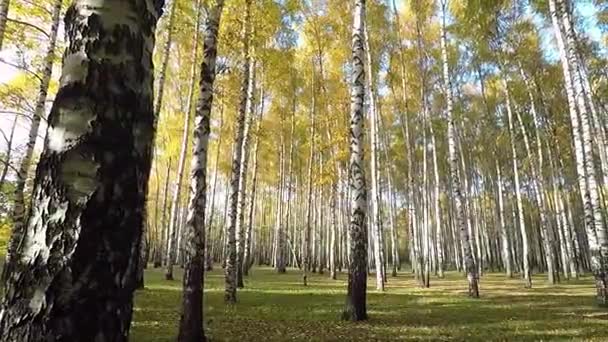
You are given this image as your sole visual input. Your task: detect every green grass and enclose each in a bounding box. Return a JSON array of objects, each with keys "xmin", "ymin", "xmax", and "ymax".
[
  {"xmin": 0, "ymin": 245, "xmax": 606, "ymax": 341},
  {"xmin": 131, "ymin": 267, "xmax": 608, "ymax": 341}
]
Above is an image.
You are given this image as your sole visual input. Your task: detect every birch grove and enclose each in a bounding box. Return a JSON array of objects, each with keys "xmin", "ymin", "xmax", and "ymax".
[{"xmin": 2, "ymin": 0, "xmax": 608, "ymax": 339}]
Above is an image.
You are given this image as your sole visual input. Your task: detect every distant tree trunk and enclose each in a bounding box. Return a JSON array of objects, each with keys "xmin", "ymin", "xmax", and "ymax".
[
  {"xmin": 342, "ymin": 0, "xmax": 368, "ymax": 321},
  {"xmin": 3, "ymin": 0, "xmax": 63, "ymax": 282},
  {"xmin": 429, "ymin": 121, "xmax": 443, "ymax": 278},
  {"xmin": 440, "ymin": 0, "xmax": 478, "ymax": 297},
  {"xmin": 0, "ymin": 116, "xmax": 18, "ymax": 192},
  {"xmin": 236, "ymin": 58, "xmax": 256, "ymax": 288},
  {"xmin": 379, "ymin": 112, "xmax": 399, "ymax": 277},
  {"xmin": 514, "ymin": 105, "xmax": 556, "ymax": 284},
  {"xmin": 159, "ymin": 0, "xmax": 181, "ymax": 281},
  {"xmin": 0, "ymin": 0, "xmax": 9, "ymax": 51},
  {"xmin": 496, "ymin": 161, "xmax": 512, "ymax": 278},
  {"xmin": 224, "ymin": 0, "xmax": 252, "ymax": 303},
  {"xmin": 177, "ymin": 1, "xmax": 224, "ymax": 340},
  {"xmin": 0, "ymin": 0, "xmax": 163, "ymax": 339},
  {"xmin": 243, "ymin": 116, "xmax": 261, "ymax": 276},
  {"xmin": 160, "ymin": 159, "xmax": 172, "ymax": 266},
  {"xmin": 303, "ymin": 58, "xmax": 316, "ymax": 286},
  {"xmin": 363, "ymin": 25, "xmax": 384, "ymax": 292},
  {"xmin": 205, "ymin": 93, "xmax": 224, "ymax": 271},
  {"xmin": 503, "ymin": 81, "xmax": 532, "ymax": 288}
]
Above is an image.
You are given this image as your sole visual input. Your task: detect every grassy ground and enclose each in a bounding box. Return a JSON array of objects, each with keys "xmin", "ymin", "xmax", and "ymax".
[{"xmin": 131, "ymin": 267, "xmax": 608, "ymax": 341}]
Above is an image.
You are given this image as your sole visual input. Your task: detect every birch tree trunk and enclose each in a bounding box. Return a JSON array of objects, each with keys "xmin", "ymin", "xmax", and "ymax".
[
  {"xmin": 0, "ymin": 0, "xmax": 9, "ymax": 51},
  {"xmin": 244, "ymin": 116, "xmax": 261, "ymax": 276},
  {"xmin": 504, "ymin": 81, "xmax": 532, "ymax": 288},
  {"xmin": 236, "ymin": 58, "xmax": 256, "ymax": 288},
  {"xmin": 342, "ymin": 0, "xmax": 368, "ymax": 321},
  {"xmin": 0, "ymin": 116, "xmax": 18, "ymax": 192},
  {"xmin": 4, "ymin": 0, "xmax": 63, "ymax": 282},
  {"xmin": 205, "ymin": 94, "xmax": 224, "ymax": 271},
  {"xmin": 303, "ymin": 58, "xmax": 316, "ymax": 286},
  {"xmin": 440, "ymin": 0, "xmax": 478, "ymax": 297},
  {"xmin": 177, "ymin": 1, "xmax": 224, "ymax": 340},
  {"xmin": 364, "ymin": 25, "xmax": 384, "ymax": 292},
  {"xmin": 496, "ymin": 161, "xmax": 512, "ymax": 278},
  {"xmin": 550, "ymin": 0, "xmax": 608, "ymax": 304},
  {"xmin": 0, "ymin": 1, "xmax": 163, "ymax": 339},
  {"xmin": 559, "ymin": 0, "xmax": 608, "ymax": 302},
  {"xmin": 224, "ymin": 0, "xmax": 252, "ymax": 303},
  {"xmin": 159, "ymin": 0, "xmax": 182, "ymax": 281}
]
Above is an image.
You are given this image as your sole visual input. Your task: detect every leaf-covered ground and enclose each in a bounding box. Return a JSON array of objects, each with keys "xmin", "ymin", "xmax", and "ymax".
[{"xmin": 131, "ymin": 267, "xmax": 608, "ymax": 341}]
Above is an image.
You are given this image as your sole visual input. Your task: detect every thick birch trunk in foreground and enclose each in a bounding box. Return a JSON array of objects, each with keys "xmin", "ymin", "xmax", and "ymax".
[
  {"xmin": 440, "ymin": 0, "xmax": 478, "ymax": 297},
  {"xmin": 0, "ymin": 1, "xmax": 162, "ymax": 339},
  {"xmin": 4, "ymin": 0, "xmax": 63, "ymax": 282},
  {"xmin": 177, "ymin": 1, "xmax": 224, "ymax": 340},
  {"xmin": 342, "ymin": 0, "xmax": 368, "ymax": 321}
]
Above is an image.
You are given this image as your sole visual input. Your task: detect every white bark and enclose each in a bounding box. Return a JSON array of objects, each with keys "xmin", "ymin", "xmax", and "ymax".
[{"xmin": 4, "ymin": 0, "xmax": 63, "ymax": 281}]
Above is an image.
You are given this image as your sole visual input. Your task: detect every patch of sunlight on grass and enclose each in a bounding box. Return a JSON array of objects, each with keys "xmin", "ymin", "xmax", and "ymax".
[{"xmin": 129, "ymin": 266, "xmax": 608, "ymax": 341}]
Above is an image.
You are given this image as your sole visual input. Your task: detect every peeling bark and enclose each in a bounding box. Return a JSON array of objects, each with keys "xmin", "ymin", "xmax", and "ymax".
[
  {"xmin": 342, "ymin": 0, "xmax": 368, "ymax": 321},
  {"xmin": 177, "ymin": 1, "xmax": 224, "ymax": 340},
  {"xmin": 0, "ymin": 0, "xmax": 163, "ymax": 340}
]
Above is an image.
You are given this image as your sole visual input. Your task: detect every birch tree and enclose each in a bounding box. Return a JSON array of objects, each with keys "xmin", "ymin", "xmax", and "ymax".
[
  {"xmin": 440, "ymin": 0, "xmax": 478, "ymax": 297},
  {"xmin": 0, "ymin": 0, "xmax": 163, "ymax": 339},
  {"xmin": 342, "ymin": 0, "xmax": 368, "ymax": 321},
  {"xmin": 3, "ymin": 0, "xmax": 63, "ymax": 282},
  {"xmin": 177, "ymin": 0, "xmax": 224, "ymax": 340}
]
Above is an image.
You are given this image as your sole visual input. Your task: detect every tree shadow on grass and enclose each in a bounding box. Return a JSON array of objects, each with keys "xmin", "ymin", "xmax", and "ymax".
[{"xmin": 131, "ymin": 267, "xmax": 608, "ymax": 341}]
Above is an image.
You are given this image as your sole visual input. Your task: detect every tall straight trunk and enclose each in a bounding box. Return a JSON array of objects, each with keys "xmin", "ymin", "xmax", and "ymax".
[
  {"xmin": 161, "ymin": 160, "xmax": 172, "ymax": 266},
  {"xmin": 224, "ymin": 0, "xmax": 252, "ymax": 304},
  {"xmin": 550, "ymin": 0, "xmax": 608, "ymax": 304},
  {"xmin": 4, "ymin": 0, "xmax": 63, "ymax": 282},
  {"xmin": 378, "ymin": 112, "xmax": 399, "ymax": 276},
  {"xmin": 177, "ymin": 1, "xmax": 224, "ymax": 340},
  {"xmin": 164, "ymin": 0, "xmax": 201, "ymax": 282},
  {"xmin": 0, "ymin": 0, "xmax": 162, "ymax": 339},
  {"xmin": 429, "ymin": 121, "xmax": 443, "ymax": 278},
  {"xmin": 342, "ymin": 0, "xmax": 368, "ymax": 321},
  {"xmin": 236, "ymin": 58, "xmax": 256, "ymax": 287},
  {"xmin": 496, "ymin": 161, "xmax": 512, "ymax": 278},
  {"xmin": 303, "ymin": 58, "xmax": 316, "ymax": 286},
  {"xmin": 0, "ymin": 115, "xmax": 18, "ymax": 192},
  {"xmin": 275, "ymin": 110, "xmax": 287, "ymax": 273},
  {"xmin": 154, "ymin": 0, "xmax": 177, "ymax": 117},
  {"xmin": 440, "ymin": 0, "xmax": 478, "ymax": 297},
  {"xmin": 514, "ymin": 106, "xmax": 556, "ymax": 284},
  {"xmin": 243, "ymin": 117, "xmax": 261, "ymax": 276},
  {"xmin": 504, "ymin": 82, "xmax": 532, "ymax": 288},
  {"xmin": 363, "ymin": 26, "xmax": 384, "ymax": 292},
  {"xmin": 559, "ymin": 0, "xmax": 608, "ymax": 301},
  {"xmin": 391, "ymin": 0, "xmax": 413, "ymax": 274},
  {"xmin": 0, "ymin": 0, "xmax": 9, "ymax": 51},
  {"xmin": 205, "ymin": 95, "xmax": 224, "ymax": 271}
]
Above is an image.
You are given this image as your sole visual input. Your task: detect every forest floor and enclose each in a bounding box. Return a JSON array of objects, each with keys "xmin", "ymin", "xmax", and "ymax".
[
  {"xmin": 0, "ymin": 251, "xmax": 606, "ymax": 341},
  {"xmin": 128, "ymin": 266, "xmax": 608, "ymax": 341}
]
